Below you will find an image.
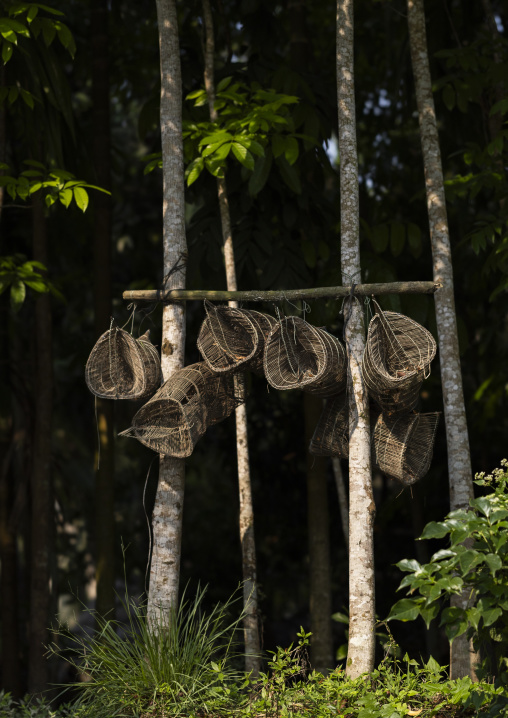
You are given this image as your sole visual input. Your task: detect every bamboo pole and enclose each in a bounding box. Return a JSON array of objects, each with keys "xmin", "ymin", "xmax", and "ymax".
[{"xmin": 123, "ymin": 281, "xmax": 440, "ymax": 303}]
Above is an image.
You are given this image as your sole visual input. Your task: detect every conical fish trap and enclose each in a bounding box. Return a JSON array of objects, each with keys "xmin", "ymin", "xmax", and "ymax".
[
  {"xmin": 309, "ymin": 392, "xmax": 349, "ymax": 458},
  {"xmin": 371, "ymin": 412, "xmax": 440, "ymax": 485},
  {"xmin": 264, "ymin": 316, "xmax": 346, "ymax": 397},
  {"xmin": 119, "ymin": 362, "xmax": 240, "ymax": 458},
  {"xmin": 362, "ymin": 301, "xmax": 436, "ymax": 414},
  {"xmin": 85, "ymin": 327, "xmax": 161, "ymax": 400},
  {"xmin": 197, "ymin": 300, "xmax": 276, "ymax": 374}
]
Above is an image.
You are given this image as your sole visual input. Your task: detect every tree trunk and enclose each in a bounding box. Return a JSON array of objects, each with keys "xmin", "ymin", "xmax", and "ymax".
[
  {"xmin": 336, "ymin": 0, "xmax": 376, "ymax": 678},
  {"xmin": 407, "ymin": 0, "xmax": 476, "ymax": 679},
  {"xmin": 28, "ymin": 194, "xmax": 53, "ymax": 696},
  {"xmin": 91, "ymin": 0, "xmax": 115, "ymax": 622},
  {"xmin": 304, "ymin": 394, "xmax": 333, "ymax": 673},
  {"xmin": 202, "ymin": 0, "xmax": 260, "ymax": 675},
  {"xmin": 148, "ymin": 0, "xmax": 187, "ymax": 624}
]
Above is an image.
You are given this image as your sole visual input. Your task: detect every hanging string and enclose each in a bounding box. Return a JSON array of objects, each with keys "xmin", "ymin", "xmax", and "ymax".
[
  {"xmin": 120, "ymin": 303, "xmax": 137, "ymax": 333},
  {"xmin": 138, "ymin": 302, "xmax": 160, "ymax": 336},
  {"xmin": 143, "ymin": 458, "xmax": 156, "ymax": 597}
]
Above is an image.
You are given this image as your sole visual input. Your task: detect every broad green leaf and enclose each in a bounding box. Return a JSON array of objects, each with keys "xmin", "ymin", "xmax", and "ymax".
[
  {"xmin": 459, "ymin": 549, "xmax": 483, "ymax": 574},
  {"xmin": 420, "ymin": 602, "xmax": 439, "ymax": 628},
  {"xmin": 8, "ymin": 86, "xmax": 19, "ymax": 105},
  {"xmin": 25, "ymin": 280, "xmax": 48, "ymax": 293},
  {"xmin": 73, "ymin": 186, "xmax": 89, "ymax": 212},
  {"xmin": 202, "ymin": 140, "xmax": 228, "ymax": 158},
  {"xmin": 432, "ymin": 549, "xmax": 456, "ymax": 562},
  {"xmin": 57, "ymin": 22, "xmax": 76, "ymax": 57},
  {"xmin": 2, "ymin": 41, "xmax": 13, "ymax": 64},
  {"xmin": 231, "ymin": 142, "xmax": 254, "ymax": 171},
  {"xmin": 186, "ymin": 88, "xmax": 206, "ymax": 100},
  {"xmin": 482, "ymin": 606, "xmax": 502, "ymax": 627},
  {"xmin": 396, "ymin": 558, "xmax": 421, "ymax": 573},
  {"xmin": 284, "ymin": 136, "xmax": 299, "ymax": 166},
  {"xmin": 198, "ymin": 132, "xmax": 232, "ymax": 147},
  {"xmin": 466, "ymin": 606, "xmax": 482, "ymax": 630},
  {"xmin": 271, "ymin": 134, "xmax": 285, "ymax": 158},
  {"xmin": 186, "ymin": 157, "xmax": 204, "ymax": 186},
  {"xmin": 211, "ymin": 142, "xmax": 231, "ymax": 161},
  {"xmin": 331, "ymin": 612, "xmax": 349, "ymax": 625},
  {"xmin": 45, "ymin": 193, "xmax": 57, "ymax": 207},
  {"xmin": 387, "ymin": 598, "xmax": 421, "ymax": 622},
  {"xmin": 248, "ymin": 151, "xmax": 272, "ymax": 196},
  {"xmin": 23, "ymin": 159, "xmax": 46, "ymax": 169},
  {"xmin": 216, "ymin": 76, "xmax": 232, "ymax": 92},
  {"xmin": 59, "ymin": 188, "xmax": 73, "ymax": 208},
  {"xmin": 441, "ymin": 606, "xmax": 468, "ymax": 640},
  {"xmin": 484, "ymin": 553, "xmax": 502, "ymax": 576},
  {"xmin": 420, "ymin": 521, "xmax": 450, "ymax": 540},
  {"xmin": 10, "ymin": 280, "xmax": 25, "ymax": 312},
  {"xmin": 20, "ymin": 88, "xmax": 34, "ymax": 109},
  {"xmin": 27, "ymin": 5, "xmax": 39, "ymax": 22}
]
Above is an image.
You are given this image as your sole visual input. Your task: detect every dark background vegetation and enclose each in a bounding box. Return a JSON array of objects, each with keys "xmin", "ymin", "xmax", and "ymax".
[{"xmin": 0, "ymin": 0, "xmax": 507, "ymax": 698}]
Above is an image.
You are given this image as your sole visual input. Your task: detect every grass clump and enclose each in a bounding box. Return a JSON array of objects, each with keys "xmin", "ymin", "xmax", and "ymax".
[{"xmin": 50, "ymin": 584, "xmax": 246, "ymax": 718}]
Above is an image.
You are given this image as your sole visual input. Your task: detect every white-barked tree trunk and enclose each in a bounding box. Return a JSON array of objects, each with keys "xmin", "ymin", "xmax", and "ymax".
[
  {"xmin": 407, "ymin": 0, "xmax": 476, "ymax": 679},
  {"xmin": 336, "ymin": 0, "xmax": 376, "ymax": 678},
  {"xmin": 148, "ymin": 0, "xmax": 187, "ymax": 625}
]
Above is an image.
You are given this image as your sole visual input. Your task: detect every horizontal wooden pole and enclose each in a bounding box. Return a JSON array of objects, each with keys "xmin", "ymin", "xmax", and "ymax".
[{"xmin": 122, "ymin": 281, "xmax": 441, "ymax": 303}]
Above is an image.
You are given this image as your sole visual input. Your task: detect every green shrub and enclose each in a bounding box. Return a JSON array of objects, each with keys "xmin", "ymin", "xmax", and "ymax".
[{"xmin": 388, "ymin": 460, "xmax": 508, "ymax": 682}]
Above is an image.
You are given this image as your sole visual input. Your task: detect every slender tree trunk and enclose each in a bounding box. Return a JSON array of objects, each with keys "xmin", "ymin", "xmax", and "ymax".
[
  {"xmin": 148, "ymin": 0, "xmax": 187, "ymax": 624},
  {"xmin": 91, "ymin": 0, "xmax": 115, "ymax": 622},
  {"xmin": 332, "ymin": 457, "xmax": 348, "ymax": 548},
  {"xmin": 28, "ymin": 194, "xmax": 53, "ymax": 696},
  {"xmin": 336, "ymin": 0, "xmax": 375, "ymax": 678},
  {"xmin": 304, "ymin": 394, "xmax": 333, "ymax": 672},
  {"xmin": 407, "ymin": 0, "xmax": 476, "ymax": 679},
  {"xmin": 202, "ymin": 0, "xmax": 260, "ymax": 675}
]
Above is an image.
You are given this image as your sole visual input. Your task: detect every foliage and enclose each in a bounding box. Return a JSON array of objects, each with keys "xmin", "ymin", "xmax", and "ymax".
[
  {"xmin": 0, "ymin": 253, "xmax": 63, "ymax": 311},
  {"xmin": 48, "ymin": 585, "xmax": 247, "ymax": 718},
  {"xmin": 0, "ymin": 691, "xmax": 79, "ymax": 717},
  {"xmin": 388, "ymin": 461, "xmax": 508, "ymax": 681}
]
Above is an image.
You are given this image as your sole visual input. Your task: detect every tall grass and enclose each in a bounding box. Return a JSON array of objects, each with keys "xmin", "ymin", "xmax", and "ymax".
[{"xmin": 50, "ymin": 585, "xmax": 247, "ymax": 717}]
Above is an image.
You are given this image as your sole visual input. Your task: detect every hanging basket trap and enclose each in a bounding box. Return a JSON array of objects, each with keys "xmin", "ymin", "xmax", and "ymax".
[
  {"xmin": 264, "ymin": 316, "xmax": 347, "ymax": 397},
  {"xmin": 362, "ymin": 301, "xmax": 436, "ymax": 414},
  {"xmin": 197, "ymin": 300, "xmax": 277, "ymax": 375},
  {"xmin": 309, "ymin": 392, "xmax": 349, "ymax": 458},
  {"xmin": 85, "ymin": 327, "xmax": 161, "ymax": 400},
  {"xmin": 371, "ymin": 411, "xmax": 440, "ymax": 485},
  {"xmin": 119, "ymin": 362, "xmax": 242, "ymax": 458}
]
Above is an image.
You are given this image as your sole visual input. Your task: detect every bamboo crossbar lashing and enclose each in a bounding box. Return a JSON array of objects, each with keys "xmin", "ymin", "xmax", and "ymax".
[{"xmin": 123, "ymin": 281, "xmax": 441, "ymax": 303}]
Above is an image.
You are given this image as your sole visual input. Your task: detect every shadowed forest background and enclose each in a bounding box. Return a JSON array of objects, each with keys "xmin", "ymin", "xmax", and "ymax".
[{"xmin": 1, "ymin": 0, "xmax": 507, "ymax": 698}]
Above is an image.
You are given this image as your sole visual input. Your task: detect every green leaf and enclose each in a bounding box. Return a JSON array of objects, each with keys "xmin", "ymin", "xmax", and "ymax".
[
  {"xmin": 2, "ymin": 41, "xmax": 13, "ymax": 64},
  {"xmin": 396, "ymin": 558, "xmax": 421, "ymax": 573},
  {"xmin": 248, "ymin": 150, "xmax": 272, "ymax": 196},
  {"xmin": 459, "ymin": 549, "xmax": 483, "ymax": 574},
  {"xmin": 59, "ymin": 187, "xmax": 73, "ymax": 208},
  {"xmin": 387, "ymin": 598, "xmax": 421, "ymax": 622},
  {"xmin": 40, "ymin": 17, "xmax": 56, "ymax": 45},
  {"xmin": 420, "ymin": 521, "xmax": 450, "ymax": 540},
  {"xmin": 442, "ymin": 84, "xmax": 456, "ymax": 112},
  {"xmin": 20, "ymin": 88, "xmax": 34, "ymax": 109},
  {"xmin": 231, "ymin": 142, "xmax": 255, "ymax": 171},
  {"xmin": 271, "ymin": 134, "xmax": 285, "ymax": 158},
  {"xmin": 57, "ymin": 22, "xmax": 76, "ymax": 57},
  {"xmin": 331, "ymin": 612, "xmax": 349, "ymax": 625},
  {"xmin": 484, "ymin": 553, "xmax": 502, "ymax": 576},
  {"xmin": 466, "ymin": 606, "xmax": 482, "ymax": 630},
  {"xmin": 27, "ymin": 5, "xmax": 39, "ymax": 22},
  {"xmin": 284, "ymin": 136, "xmax": 299, "ymax": 166},
  {"xmin": 186, "ymin": 157, "xmax": 204, "ymax": 186},
  {"xmin": 216, "ymin": 76, "xmax": 232, "ymax": 92},
  {"xmin": 73, "ymin": 186, "xmax": 89, "ymax": 212},
  {"xmin": 198, "ymin": 132, "xmax": 233, "ymax": 147},
  {"xmin": 8, "ymin": 86, "xmax": 19, "ymax": 105},
  {"xmin": 10, "ymin": 280, "xmax": 25, "ymax": 312},
  {"xmin": 441, "ymin": 607, "xmax": 468, "ymax": 641},
  {"xmin": 420, "ymin": 602, "xmax": 439, "ymax": 628}
]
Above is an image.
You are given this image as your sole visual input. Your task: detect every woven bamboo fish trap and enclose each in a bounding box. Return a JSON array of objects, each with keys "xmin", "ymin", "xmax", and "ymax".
[
  {"xmin": 264, "ymin": 316, "xmax": 346, "ymax": 397},
  {"xmin": 197, "ymin": 300, "xmax": 277, "ymax": 374},
  {"xmin": 85, "ymin": 327, "xmax": 161, "ymax": 400},
  {"xmin": 371, "ymin": 412, "xmax": 440, "ymax": 485},
  {"xmin": 119, "ymin": 362, "xmax": 240, "ymax": 458},
  {"xmin": 362, "ymin": 301, "xmax": 436, "ymax": 414},
  {"xmin": 309, "ymin": 392, "xmax": 349, "ymax": 458}
]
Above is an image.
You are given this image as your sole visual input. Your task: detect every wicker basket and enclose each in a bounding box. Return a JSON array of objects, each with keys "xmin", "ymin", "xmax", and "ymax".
[
  {"xmin": 264, "ymin": 317, "xmax": 346, "ymax": 397},
  {"xmin": 362, "ymin": 301, "xmax": 436, "ymax": 414},
  {"xmin": 119, "ymin": 362, "xmax": 240, "ymax": 458},
  {"xmin": 309, "ymin": 392, "xmax": 349, "ymax": 458},
  {"xmin": 85, "ymin": 328, "xmax": 161, "ymax": 400},
  {"xmin": 371, "ymin": 412, "xmax": 440, "ymax": 485},
  {"xmin": 197, "ymin": 300, "xmax": 276, "ymax": 374}
]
